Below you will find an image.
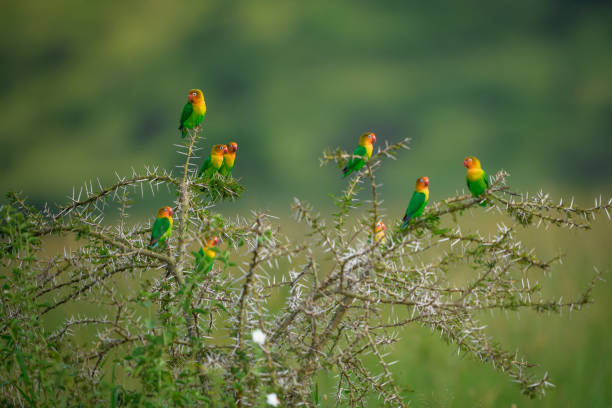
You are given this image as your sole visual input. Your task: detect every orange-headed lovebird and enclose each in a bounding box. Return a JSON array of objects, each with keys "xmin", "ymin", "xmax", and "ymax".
[
  {"xmin": 195, "ymin": 236, "xmax": 219, "ymax": 274},
  {"xmin": 464, "ymin": 156, "xmax": 489, "ymax": 206},
  {"xmin": 199, "ymin": 144, "xmax": 228, "ymax": 177},
  {"xmin": 401, "ymin": 177, "xmax": 429, "ymax": 228},
  {"xmin": 220, "ymin": 142, "xmax": 238, "ymax": 177},
  {"xmin": 149, "ymin": 206, "xmax": 173, "ymax": 249},
  {"xmin": 374, "ymin": 220, "xmax": 386, "ymax": 243},
  {"xmin": 179, "ymin": 89, "xmax": 206, "ymax": 138},
  {"xmin": 342, "ymin": 132, "xmax": 376, "ymax": 178}
]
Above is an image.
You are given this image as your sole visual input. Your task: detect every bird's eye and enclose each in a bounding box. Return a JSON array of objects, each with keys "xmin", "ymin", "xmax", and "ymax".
[{"xmin": 192, "ymin": 92, "xmax": 197, "ymax": 96}]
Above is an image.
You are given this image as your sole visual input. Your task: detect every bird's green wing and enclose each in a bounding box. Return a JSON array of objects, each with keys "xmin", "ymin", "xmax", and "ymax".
[
  {"xmin": 150, "ymin": 217, "xmax": 171, "ymax": 247},
  {"xmin": 179, "ymin": 103, "xmax": 193, "ymax": 129},
  {"xmin": 477, "ymin": 171, "xmax": 490, "ymax": 206},
  {"xmin": 198, "ymin": 156, "xmax": 211, "ymax": 176},
  {"xmin": 343, "ymin": 145, "xmax": 368, "ymax": 177},
  {"xmin": 350, "ymin": 145, "xmax": 367, "ymax": 163},
  {"xmin": 467, "ymin": 171, "xmax": 490, "ymax": 206},
  {"xmin": 353, "ymin": 145, "xmax": 367, "ymax": 156},
  {"xmin": 405, "ymin": 191, "xmax": 427, "ymax": 219},
  {"xmin": 467, "ymin": 175, "xmax": 488, "ymax": 197}
]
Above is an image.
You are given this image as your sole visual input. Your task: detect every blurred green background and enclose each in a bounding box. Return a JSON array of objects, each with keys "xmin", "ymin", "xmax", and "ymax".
[{"xmin": 1, "ymin": 1, "xmax": 611, "ymax": 406}]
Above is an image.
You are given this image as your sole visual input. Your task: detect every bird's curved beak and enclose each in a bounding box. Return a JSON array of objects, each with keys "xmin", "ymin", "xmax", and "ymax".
[
  {"xmin": 223, "ymin": 146, "xmax": 229, "ymax": 154},
  {"xmin": 382, "ymin": 224, "xmax": 386, "ymax": 230},
  {"xmin": 463, "ymin": 158, "xmax": 469, "ymax": 168},
  {"xmin": 168, "ymin": 207, "xmax": 174, "ymax": 216},
  {"xmin": 424, "ymin": 178, "xmax": 429, "ymax": 186},
  {"xmin": 188, "ymin": 93, "xmax": 194, "ymax": 102},
  {"xmin": 371, "ymin": 134, "xmax": 377, "ymax": 143},
  {"xmin": 212, "ymin": 237, "xmax": 219, "ymax": 246}
]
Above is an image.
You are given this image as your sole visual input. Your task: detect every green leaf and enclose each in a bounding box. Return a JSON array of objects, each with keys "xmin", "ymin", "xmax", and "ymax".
[
  {"xmin": 311, "ymin": 382, "xmax": 320, "ymax": 406},
  {"xmin": 15, "ymin": 346, "xmax": 30, "ymax": 386}
]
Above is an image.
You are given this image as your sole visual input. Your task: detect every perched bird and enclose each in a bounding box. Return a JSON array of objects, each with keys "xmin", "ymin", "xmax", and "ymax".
[
  {"xmin": 195, "ymin": 236, "xmax": 220, "ymax": 274},
  {"xmin": 342, "ymin": 132, "xmax": 376, "ymax": 178},
  {"xmin": 199, "ymin": 144, "xmax": 228, "ymax": 177},
  {"xmin": 463, "ymin": 156, "xmax": 489, "ymax": 206},
  {"xmin": 220, "ymin": 142, "xmax": 238, "ymax": 177},
  {"xmin": 149, "ymin": 206, "xmax": 173, "ymax": 249},
  {"xmin": 178, "ymin": 89, "xmax": 207, "ymax": 138},
  {"xmin": 401, "ymin": 177, "xmax": 430, "ymax": 228},
  {"xmin": 373, "ymin": 220, "xmax": 386, "ymax": 243}
]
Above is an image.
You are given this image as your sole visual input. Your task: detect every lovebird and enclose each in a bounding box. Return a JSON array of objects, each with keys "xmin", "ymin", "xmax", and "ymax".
[
  {"xmin": 178, "ymin": 89, "xmax": 207, "ymax": 138},
  {"xmin": 464, "ymin": 156, "xmax": 489, "ymax": 206},
  {"xmin": 374, "ymin": 221, "xmax": 386, "ymax": 243},
  {"xmin": 149, "ymin": 206, "xmax": 173, "ymax": 249},
  {"xmin": 342, "ymin": 132, "xmax": 376, "ymax": 178},
  {"xmin": 220, "ymin": 142, "xmax": 238, "ymax": 177},
  {"xmin": 198, "ymin": 144, "xmax": 228, "ymax": 177},
  {"xmin": 400, "ymin": 177, "xmax": 430, "ymax": 228},
  {"xmin": 195, "ymin": 236, "xmax": 220, "ymax": 274}
]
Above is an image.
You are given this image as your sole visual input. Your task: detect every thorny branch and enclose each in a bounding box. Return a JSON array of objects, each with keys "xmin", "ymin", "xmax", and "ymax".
[{"xmin": 0, "ymin": 136, "xmax": 610, "ymax": 407}]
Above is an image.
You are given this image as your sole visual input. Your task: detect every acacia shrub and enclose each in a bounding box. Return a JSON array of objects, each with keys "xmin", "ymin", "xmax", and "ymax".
[{"xmin": 0, "ymin": 133, "xmax": 610, "ymax": 407}]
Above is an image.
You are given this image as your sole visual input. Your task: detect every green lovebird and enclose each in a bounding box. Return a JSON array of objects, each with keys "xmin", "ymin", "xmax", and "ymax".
[
  {"xmin": 401, "ymin": 177, "xmax": 430, "ymax": 228},
  {"xmin": 179, "ymin": 89, "xmax": 207, "ymax": 138},
  {"xmin": 342, "ymin": 132, "xmax": 376, "ymax": 178},
  {"xmin": 194, "ymin": 237, "xmax": 219, "ymax": 274},
  {"xmin": 220, "ymin": 142, "xmax": 238, "ymax": 177},
  {"xmin": 149, "ymin": 206, "xmax": 173, "ymax": 249},
  {"xmin": 198, "ymin": 144, "xmax": 228, "ymax": 177},
  {"xmin": 464, "ymin": 156, "xmax": 489, "ymax": 206}
]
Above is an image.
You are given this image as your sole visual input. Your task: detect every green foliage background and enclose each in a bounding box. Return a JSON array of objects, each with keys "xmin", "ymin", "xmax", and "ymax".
[{"xmin": 1, "ymin": 1, "xmax": 611, "ymax": 406}]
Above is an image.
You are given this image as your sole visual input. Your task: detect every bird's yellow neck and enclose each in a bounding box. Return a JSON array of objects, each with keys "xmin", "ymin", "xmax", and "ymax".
[
  {"xmin": 224, "ymin": 152, "xmax": 236, "ymax": 166},
  {"xmin": 467, "ymin": 168, "xmax": 484, "ymax": 182},
  {"xmin": 193, "ymin": 100, "xmax": 206, "ymax": 115},
  {"xmin": 211, "ymin": 153, "xmax": 224, "ymax": 167},
  {"xmin": 361, "ymin": 142, "xmax": 373, "ymax": 158}
]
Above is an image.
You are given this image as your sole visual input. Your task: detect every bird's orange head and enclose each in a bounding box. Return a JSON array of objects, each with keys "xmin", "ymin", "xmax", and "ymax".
[
  {"xmin": 227, "ymin": 142, "xmax": 238, "ymax": 153},
  {"xmin": 157, "ymin": 206, "xmax": 173, "ymax": 218},
  {"xmin": 463, "ymin": 156, "xmax": 482, "ymax": 170},
  {"xmin": 375, "ymin": 221, "xmax": 386, "ymax": 232},
  {"xmin": 415, "ymin": 176, "xmax": 429, "ymax": 190},
  {"xmin": 212, "ymin": 144, "xmax": 228, "ymax": 156},
  {"xmin": 359, "ymin": 132, "xmax": 376, "ymax": 146},
  {"xmin": 187, "ymin": 89, "xmax": 205, "ymax": 104}
]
